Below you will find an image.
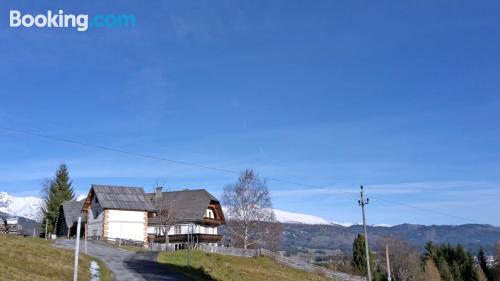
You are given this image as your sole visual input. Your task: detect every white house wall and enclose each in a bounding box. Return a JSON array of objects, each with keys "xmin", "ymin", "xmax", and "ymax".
[{"xmin": 106, "ymin": 209, "xmax": 145, "ymax": 242}]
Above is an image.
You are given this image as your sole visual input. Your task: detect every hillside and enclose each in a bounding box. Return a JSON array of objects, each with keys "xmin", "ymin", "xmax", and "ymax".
[
  {"xmin": 0, "ymin": 235, "xmax": 112, "ymax": 281},
  {"xmin": 158, "ymin": 250, "xmax": 335, "ymax": 281},
  {"xmin": 281, "ymin": 223, "xmax": 500, "ymax": 254}
]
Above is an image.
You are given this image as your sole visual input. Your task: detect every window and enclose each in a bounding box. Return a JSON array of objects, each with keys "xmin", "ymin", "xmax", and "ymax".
[{"xmin": 205, "ymin": 208, "xmax": 215, "ymax": 219}]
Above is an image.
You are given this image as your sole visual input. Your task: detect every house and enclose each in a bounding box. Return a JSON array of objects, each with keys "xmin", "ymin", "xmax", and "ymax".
[
  {"xmin": 55, "ymin": 200, "xmax": 85, "ymax": 238},
  {"xmin": 146, "ymin": 187, "xmax": 226, "ymax": 249},
  {"xmin": 80, "ymin": 184, "xmax": 226, "ymax": 249},
  {"xmin": 82, "ymin": 185, "xmax": 153, "ymax": 247}
]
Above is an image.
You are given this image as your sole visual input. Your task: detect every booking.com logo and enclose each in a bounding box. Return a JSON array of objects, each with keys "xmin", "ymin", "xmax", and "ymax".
[{"xmin": 9, "ymin": 10, "xmax": 136, "ymax": 32}]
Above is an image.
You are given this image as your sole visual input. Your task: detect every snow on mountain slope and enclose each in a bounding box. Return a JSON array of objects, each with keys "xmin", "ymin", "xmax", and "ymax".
[
  {"xmin": 272, "ymin": 209, "xmax": 331, "ymax": 224},
  {"xmin": 76, "ymin": 194, "xmax": 87, "ymax": 201},
  {"xmin": 0, "ymin": 192, "xmax": 43, "ymax": 221}
]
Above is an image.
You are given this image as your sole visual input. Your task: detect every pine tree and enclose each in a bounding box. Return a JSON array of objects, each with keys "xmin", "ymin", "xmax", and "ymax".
[
  {"xmin": 41, "ymin": 164, "xmax": 75, "ymax": 236},
  {"xmin": 479, "ymin": 248, "xmax": 493, "ymax": 281},
  {"xmin": 352, "ymin": 234, "xmax": 377, "ymax": 277}
]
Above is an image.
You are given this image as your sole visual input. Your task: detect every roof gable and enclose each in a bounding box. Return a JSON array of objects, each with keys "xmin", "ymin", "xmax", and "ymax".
[
  {"xmin": 146, "ymin": 189, "xmax": 224, "ymax": 223},
  {"xmin": 60, "ymin": 200, "xmax": 85, "ymax": 228},
  {"xmin": 90, "ymin": 184, "xmax": 153, "ymax": 211}
]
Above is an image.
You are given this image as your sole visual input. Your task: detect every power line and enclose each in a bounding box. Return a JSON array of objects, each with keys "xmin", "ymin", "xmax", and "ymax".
[
  {"xmin": 0, "ymin": 125, "xmax": 482, "ymax": 224},
  {"xmin": 0, "ymin": 125, "xmax": 353, "ymax": 193}
]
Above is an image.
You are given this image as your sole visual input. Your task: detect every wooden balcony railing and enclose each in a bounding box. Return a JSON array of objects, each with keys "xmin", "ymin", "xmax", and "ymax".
[
  {"xmin": 201, "ymin": 218, "xmax": 223, "ymax": 225},
  {"xmin": 153, "ymin": 234, "xmax": 223, "ymax": 243}
]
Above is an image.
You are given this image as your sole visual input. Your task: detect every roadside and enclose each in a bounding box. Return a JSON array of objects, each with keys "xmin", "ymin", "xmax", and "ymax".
[
  {"xmin": 0, "ymin": 234, "xmax": 112, "ymax": 281},
  {"xmin": 55, "ymin": 239, "xmax": 190, "ymax": 281}
]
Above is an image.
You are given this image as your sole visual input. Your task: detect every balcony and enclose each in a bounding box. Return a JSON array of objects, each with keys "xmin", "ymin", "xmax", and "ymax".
[
  {"xmin": 153, "ymin": 234, "xmax": 223, "ymax": 243},
  {"xmin": 201, "ymin": 217, "xmax": 223, "ymax": 226}
]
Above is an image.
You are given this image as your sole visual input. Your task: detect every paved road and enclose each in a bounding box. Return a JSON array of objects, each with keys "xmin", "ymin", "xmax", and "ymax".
[{"xmin": 55, "ymin": 239, "xmax": 191, "ymax": 281}]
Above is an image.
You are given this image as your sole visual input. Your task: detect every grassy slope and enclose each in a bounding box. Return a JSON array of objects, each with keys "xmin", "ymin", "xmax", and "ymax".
[
  {"xmin": 158, "ymin": 250, "xmax": 334, "ymax": 281},
  {"xmin": 0, "ymin": 235, "xmax": 113, "ymax": 281}
]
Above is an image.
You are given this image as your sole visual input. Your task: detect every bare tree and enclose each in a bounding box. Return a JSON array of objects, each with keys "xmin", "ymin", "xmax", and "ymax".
[
  {"xmin": 222, "ymin": 169, "xmax": 276, "ymax": 249},
  {"xmin": 268, "ymin": 219, "xmax": 283, "ymax": 252},
  {"xmin": 154, "ymin": 187, "xmax": 177, "ymax": 244},
  {"xmin": 377, "ymin": 236, "xmax": 423, "ymax": 281},
  {"xmin": 423, "ymin": 259, "xmax": 442, "ymax": 281}
]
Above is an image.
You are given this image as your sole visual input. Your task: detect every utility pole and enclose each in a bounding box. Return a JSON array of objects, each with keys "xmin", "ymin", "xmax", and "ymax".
[
  {"xmin": 358, "ymin": 186, "xmax": 372, "ymax": 281},
  {"xmin": 386, "ymin": 244, "xmax": 392, "ymax": 281},
  {"xmin": 73, "ymin": 217, "xmax": 82, "ymax": 281},
  {"xmin": 45, "ymin": 218, "xmax": 48, "ymax": 240}
]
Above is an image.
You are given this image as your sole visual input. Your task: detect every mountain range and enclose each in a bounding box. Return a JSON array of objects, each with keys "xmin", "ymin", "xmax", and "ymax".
[
  {"xmin": 0, "ymin": 192, "xmax": 43, "ymax": 221},
  {"xmin": 280, "ymin": 222, "xmax": 500, "ymax": 254}
]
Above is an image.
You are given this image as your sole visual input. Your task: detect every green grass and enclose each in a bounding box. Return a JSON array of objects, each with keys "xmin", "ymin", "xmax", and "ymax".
[
  {"xmin": 0, "ymin": 234, "xmax": 113, "ymax": 281},
  {"xmin": 158, "ymin": 250, "xmax": 334, "ymax": 281}
]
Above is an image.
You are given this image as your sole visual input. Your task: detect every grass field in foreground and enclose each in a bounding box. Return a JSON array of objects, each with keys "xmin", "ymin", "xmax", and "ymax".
[
  {"xmin": 0, "ymin": 234, "xmax": 113, "ymax": 281},
  {"xmin": 158, "ymin": 250, "xmax": 335, "ymax": 281}
]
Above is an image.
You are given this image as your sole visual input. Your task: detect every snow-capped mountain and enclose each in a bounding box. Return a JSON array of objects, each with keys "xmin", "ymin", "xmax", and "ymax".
[
  {"xmin": 222, "ymin": 206, "xmax": 353, "ymax": 225},
  {"xmin": 1, "ymin": 191, "xmax": 378, "ymax": 226},
  {"xmin": 0, "ymin": 192, "xmax": 43, "ymax": 221},
  {"xmin": 273, "ymin": 209, "xmax": 332, "ymax": 225}
]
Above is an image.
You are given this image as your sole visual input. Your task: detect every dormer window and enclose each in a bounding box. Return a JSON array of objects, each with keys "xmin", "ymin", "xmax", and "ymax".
[{"xmin": 205, "ymin": 208, "xmax": 215, "ymax": 219}]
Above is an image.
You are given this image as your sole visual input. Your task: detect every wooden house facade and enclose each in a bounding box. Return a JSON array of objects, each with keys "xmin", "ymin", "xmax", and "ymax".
[{"xmin": 146, "ymin": 188, "xmax": 226, "ymax": 248}]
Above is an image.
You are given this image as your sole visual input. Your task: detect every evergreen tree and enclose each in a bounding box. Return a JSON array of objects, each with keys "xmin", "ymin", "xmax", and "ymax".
[
  {"xmin": 424, "ymin": 241, "xmax": 480, "ymax": 281},
  {"xmin": 494, "ymin": 241, "xmax": 500, "ymax": 281},
  {"xmin": 479, "ymin": 248, "xmax": 493, "ymax": 281},
  {"xmin": 352, "ymin": 234, "xmax": 377, "ymax": 278},
  {"xmin": 41, "ymin": 164, "xmax": 74, "ymax": 236}
]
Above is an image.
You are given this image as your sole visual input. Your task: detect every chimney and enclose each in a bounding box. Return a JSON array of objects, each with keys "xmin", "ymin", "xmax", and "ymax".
[{"xmin": 155, "ymin": 186, "xmax": 163, "ymax": 203}]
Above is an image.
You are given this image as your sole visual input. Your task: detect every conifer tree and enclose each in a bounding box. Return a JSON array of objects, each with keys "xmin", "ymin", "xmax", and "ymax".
[
  {"xmin": 479, "ymin": 248, "xmax": 493, "ymax": 281},
  {"xmin": 352, "ymin": 234, "xmax": 377, "ymax": 277},
  {"xmin": 41, "ymin": 164, "xmax": 75, "ymax": 236}
]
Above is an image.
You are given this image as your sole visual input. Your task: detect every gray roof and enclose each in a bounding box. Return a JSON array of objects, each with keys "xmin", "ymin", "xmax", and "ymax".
[
  {"xmin": 91, "ymin": 184, "xmax": 154, "ymax": 211},
  {"xmin": 60, "ymin": 200, "xmax": 85, "ymax": 228},
  {"xmin": 146, "ymin": 189, "xmax": 223, "ymax": 223}
]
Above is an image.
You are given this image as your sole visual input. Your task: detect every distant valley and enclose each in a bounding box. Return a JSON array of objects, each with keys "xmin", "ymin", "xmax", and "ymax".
[{"xmin": 279, "ymin": 223, "xmax": 500, "ymax": 254}]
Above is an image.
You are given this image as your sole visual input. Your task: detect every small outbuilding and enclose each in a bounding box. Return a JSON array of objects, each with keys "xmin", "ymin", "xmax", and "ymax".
[{"xmin": 55, "ymin": 200, "xmax": 85, "ymax": 238}]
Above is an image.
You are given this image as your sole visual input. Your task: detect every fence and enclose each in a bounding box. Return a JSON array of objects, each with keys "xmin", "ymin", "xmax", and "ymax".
[
  {"xmin": 259, "ymin": 249, "xmax": 365, "ymax": 281},
  {"xmin": 149, "ymin": 242, "xmax": 176, "ymax": 252},
  {"xmin": 198, "ymin": 245, "xmax": 261, "ymax": 257}
]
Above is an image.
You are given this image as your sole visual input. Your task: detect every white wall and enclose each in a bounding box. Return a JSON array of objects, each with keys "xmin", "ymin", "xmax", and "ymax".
[{"xmin": 106, "ymin": 209, "xmax": 145, "ymax": 242}]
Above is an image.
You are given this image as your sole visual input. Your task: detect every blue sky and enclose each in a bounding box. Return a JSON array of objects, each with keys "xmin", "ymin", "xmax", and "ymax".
[{"xmin": 1, "ymin": 1, "xmax": 499, "ymax": 226}]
